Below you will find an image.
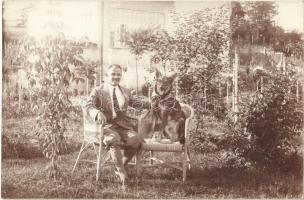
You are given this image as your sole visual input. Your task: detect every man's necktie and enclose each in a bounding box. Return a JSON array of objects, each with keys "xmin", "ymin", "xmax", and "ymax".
[{"xmin": 113, "ymin": 87, "xmax": 120, "ymax": 114}]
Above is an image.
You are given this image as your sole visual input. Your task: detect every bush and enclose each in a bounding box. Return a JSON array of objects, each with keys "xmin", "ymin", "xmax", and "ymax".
[{"xmin": 217, "ymin": 71, "xmax": 303, "ymax": 172}]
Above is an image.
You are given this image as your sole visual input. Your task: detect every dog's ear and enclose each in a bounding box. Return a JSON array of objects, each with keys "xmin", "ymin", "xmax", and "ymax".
[{"xmin": 155, "ymin": 68, "xmax": 162, "ymax": 80}]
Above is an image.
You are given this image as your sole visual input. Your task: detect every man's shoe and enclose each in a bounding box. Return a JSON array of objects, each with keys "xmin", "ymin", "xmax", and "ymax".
[
  {"xmin": 114, "ymin": 169, "xmax": 128, "ymax": 184},
  {"xmin": 121, "ymin": 183, "xmax": 127, "ymax": 192}
]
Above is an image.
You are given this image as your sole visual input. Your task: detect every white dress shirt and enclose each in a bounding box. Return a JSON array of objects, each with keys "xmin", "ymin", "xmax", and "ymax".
[{"xmin": 108, "ymin": 84, "xmax": 125, "ymax": 118}]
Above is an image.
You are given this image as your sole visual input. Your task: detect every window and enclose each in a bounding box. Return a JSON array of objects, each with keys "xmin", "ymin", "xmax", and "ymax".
[
  {"xmin": 111, "ymin": 23, "xmax": 128, "ymax": 48},
  {"xmin": 109, "ymin": 8, "xmax": 165, "ymax": 48}
]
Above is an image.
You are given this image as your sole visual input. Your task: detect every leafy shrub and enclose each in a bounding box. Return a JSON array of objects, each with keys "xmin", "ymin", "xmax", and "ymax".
[
  {"xmin": 190, "ymin": 115, "xmax": 227, "ymax": 154},
  {"xmin": 244, "ymin": 73, "xmax": 303, "ymax": 169},
  {"xmin": 217, "ymin": 71, "xmax": 303, "ymax": 172},
  {"xmin": 191, "ymin": 129, "xmax": 218, "ymax": 154}
]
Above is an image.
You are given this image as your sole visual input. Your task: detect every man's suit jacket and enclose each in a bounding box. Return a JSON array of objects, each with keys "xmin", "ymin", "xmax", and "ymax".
[{"xmin": 84, "ymin": 83, "xmax": 149, "ymax": 130}]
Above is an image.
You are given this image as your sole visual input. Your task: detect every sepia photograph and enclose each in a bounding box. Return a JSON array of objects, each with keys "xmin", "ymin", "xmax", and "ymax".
[{"xmin": 1, "ymin": 0, "xmax": 304, "ymax": 198}]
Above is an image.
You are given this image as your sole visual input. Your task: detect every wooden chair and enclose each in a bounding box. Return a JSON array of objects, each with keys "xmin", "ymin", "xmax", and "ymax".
[
  {"xmin": 71, "ymin": 109, "xmax": 112, "ymax": 181},
  {"xmin": 135, "ymin": 103, "xmax": 194, "ymax": 182}
]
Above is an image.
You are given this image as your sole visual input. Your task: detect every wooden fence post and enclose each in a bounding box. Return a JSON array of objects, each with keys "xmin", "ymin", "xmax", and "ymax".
[{"xmin": 233, "ymin": 50, "xmax": 239, "ymax": 123}]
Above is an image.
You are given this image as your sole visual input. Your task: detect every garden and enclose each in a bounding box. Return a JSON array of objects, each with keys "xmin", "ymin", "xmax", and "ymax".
[{"xmin": 2, "ymin": 1, "xmax": 304, "ymax": 198}]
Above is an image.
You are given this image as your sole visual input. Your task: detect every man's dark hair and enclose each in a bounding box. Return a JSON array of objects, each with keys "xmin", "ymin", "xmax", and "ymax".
[{"xmin": 107, "ymin": 64, "xmax": 122, "ymax": 71}]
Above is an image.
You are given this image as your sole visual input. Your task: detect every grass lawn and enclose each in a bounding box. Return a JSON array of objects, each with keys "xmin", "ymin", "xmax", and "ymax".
[{"xmin": 1, "ymin": 116, "xmax": 303, "ymax": 198}]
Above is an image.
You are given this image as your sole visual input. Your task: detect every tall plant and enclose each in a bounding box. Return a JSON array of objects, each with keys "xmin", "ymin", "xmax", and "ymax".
[{"xmin": 27, "ymin": 36, "xmax": 87, "ymax": 179}]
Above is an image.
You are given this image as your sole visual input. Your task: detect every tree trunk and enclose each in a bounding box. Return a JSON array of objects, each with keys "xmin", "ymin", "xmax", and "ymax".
[
  {"xmin": 29, "ymin": 91, "xmax": 32, "ymax": 107},
  {"xmin": 204, "ymin": 87, "xmax": 207, "ymax": 110},
  {"xmin": 51, "ymin": 157, "xmax": 57, "ymax": 181},
  {"xmin": 163, "ymin": 62, "xmax": 166, "ymax": 76},
  {"xmin": 86, "ymin": 78, "xmax": 89, "ymax": 96},
  {"xmin": 261, "ymin": 76, "xmax": 263, "ymax": 92},
  {"xmin": 18, "ymin": 83, "xmax": 22, "ymax": 109},
  {"xmin": 226, "ymin": 79, "xmax": 229, "ymax": 105},
  {"xmin": 219, "ymin": 83, "xmax": 222, "ymax": 98},
  {"xmin": 175, "ymin": 76, "xmax": 179, "ymax": 100},
  {"xmin": 135, "ymin": 58, "xmax": 139, "ymax": 95}
]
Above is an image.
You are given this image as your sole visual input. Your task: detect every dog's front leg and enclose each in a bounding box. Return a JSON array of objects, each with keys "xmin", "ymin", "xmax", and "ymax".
[
  {"xmin": 177, "ymin": 118, "xmax": 186, "ymax": 144},
  {"xmin": 160, "ymin": 109, "xmax": 170, "ymax": 139}
]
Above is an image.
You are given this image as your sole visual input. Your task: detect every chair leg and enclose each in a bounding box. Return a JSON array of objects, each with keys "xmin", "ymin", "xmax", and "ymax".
[
  {"xmin": 96, "ymin": 141, "xmax": 103, "ymax": 181},
  {"xmin": 186, "ymin": 147, "xmax": 191, "ymax": 170},
  {"xmin": 149, "ymin": 151, "xmax": 154, "ymax": 165},
  {"xmin": 136, "ymin": 150, "xmax": 143, "ymax": 178},
  {"xmin": 72, "ymin": 141, "xmax": 86, "ymax": 173},
  {"xmin": 182, "ymin": 151, "xmax": 187, "ymax": 182},
  {"xmin": 93, "ymin": 143, "xmax": 98, "ymax": 158}
]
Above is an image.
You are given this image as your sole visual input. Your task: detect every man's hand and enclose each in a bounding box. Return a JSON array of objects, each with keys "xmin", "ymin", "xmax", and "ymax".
[{"xmin": 96, "ymin": 112, "xmax": 107, "ymax": 125}]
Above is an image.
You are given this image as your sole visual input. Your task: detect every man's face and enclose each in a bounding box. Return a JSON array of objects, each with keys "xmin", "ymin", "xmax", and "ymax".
[{"xmin": 107, "ymin": 66, "xmax": 122, "ymax": 86}]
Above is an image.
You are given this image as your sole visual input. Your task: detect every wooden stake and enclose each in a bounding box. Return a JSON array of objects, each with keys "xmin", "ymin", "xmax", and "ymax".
[
  {"xmin": 296, "ymin": 80, "xmax": 299, "ymax": 102},
  {"xmin": 233, "ymin": 50, "xmax": 239, "ymax": 123}
]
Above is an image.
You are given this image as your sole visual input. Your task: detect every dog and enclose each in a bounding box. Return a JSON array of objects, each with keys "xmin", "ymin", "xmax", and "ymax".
[{"xmin": 138, "ymin": 70, "xmax": 186, "ymax": 144}]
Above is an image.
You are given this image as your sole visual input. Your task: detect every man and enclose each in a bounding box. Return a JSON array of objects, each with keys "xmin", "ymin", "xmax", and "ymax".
[{"xmin": 84, "ymin": 64, "xmax": 148, "ymax": 189}]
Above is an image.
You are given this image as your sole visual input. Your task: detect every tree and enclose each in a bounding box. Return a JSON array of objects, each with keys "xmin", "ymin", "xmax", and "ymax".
[
  {"xmin": 231, "ymin": 1, "xmax": 248, "ymax": 44},
  {"xmin": 171, "ymin": 5, "xmax": 230, "ymax": 99},
  {"xmin": 167, "ymin": 5, "xmax": 231, "ymax": 141},
  {"xmin": 125, "ymin": 27, "xmax": 156, "ymax": 95},
  {"xmin": 73, "ymin": 56, "xmax": 99, "ymax": 95},
  {"xmin": 244, "ymin": 2, "xmax": 278, "ymax": 44}
]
